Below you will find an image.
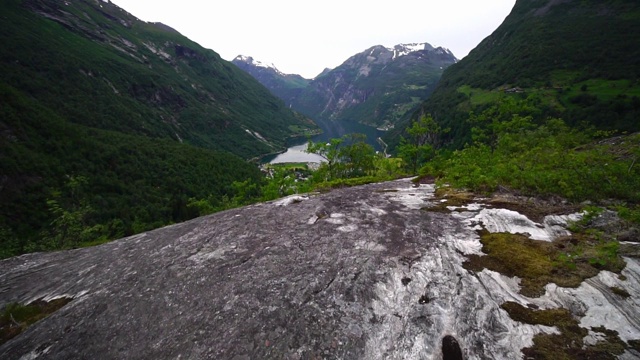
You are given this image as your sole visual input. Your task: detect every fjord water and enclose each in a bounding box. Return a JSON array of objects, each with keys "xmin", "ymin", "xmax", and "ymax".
[{"xmin": 265, "ymin": 119, "xmax": 385, "ymax": 163}]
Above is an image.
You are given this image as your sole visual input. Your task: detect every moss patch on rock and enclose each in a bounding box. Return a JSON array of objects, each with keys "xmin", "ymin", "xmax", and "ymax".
[
  {"xmin": 629, "ymin": 339, "xmax": 640, "ymax": 351},
  {"xmin": 1, "ymin": 298, "xmax": 72, "ymax": 345},
  {"xmin": 502, "ymin": 302, "xmax": 627, "ymax": 359},
  {"xmin": 425, "ymin": 187, "xmax": 476, "ymax": 213},
  {"xmin": 464, "ymin": 232, "xmax": 625, "ymax": 297},
  {"xmin": 610, "ymin": 286, "xmax": 631, "ymax": 298}
]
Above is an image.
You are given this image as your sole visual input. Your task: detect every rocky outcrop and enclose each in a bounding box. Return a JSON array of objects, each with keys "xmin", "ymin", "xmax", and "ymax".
[{"xmin": 1, "ymin": 179, "xmax": 639, "ymax": 359}]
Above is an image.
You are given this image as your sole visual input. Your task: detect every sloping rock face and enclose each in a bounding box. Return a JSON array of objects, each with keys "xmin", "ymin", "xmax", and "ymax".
[{"xmin": 1, "ymin": 179, "xmax": 639, "ymax": 359}]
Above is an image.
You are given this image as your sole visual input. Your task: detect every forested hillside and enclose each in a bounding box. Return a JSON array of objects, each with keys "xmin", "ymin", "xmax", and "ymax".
[
  {"xmin": 0, "ymin": 0, "xmax": 316, "ymax": 257},
  {"xmin": 1, "ymin": 0, "xmax": 316, "ymax": 157},
  {"xmin": 388, "ymin": 0, "xmax": 640, "ymax": 149}
]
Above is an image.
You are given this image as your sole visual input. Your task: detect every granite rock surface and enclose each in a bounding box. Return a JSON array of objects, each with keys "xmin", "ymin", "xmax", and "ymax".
[{"xmin": 1, "ymin": 179, "xmax": 639, "ymax": 359}]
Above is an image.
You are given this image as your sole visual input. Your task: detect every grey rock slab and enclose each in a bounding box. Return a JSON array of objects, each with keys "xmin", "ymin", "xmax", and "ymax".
[{"xmin": 1, "ymin": 179, "xmax": 639, "ymax": 359}]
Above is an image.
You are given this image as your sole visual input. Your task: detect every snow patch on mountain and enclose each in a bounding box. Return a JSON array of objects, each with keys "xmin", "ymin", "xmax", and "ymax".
[
  {"xmin": 388, "ymin": 42, "xmax": 456, "ymax": 60},
  {"xmin": 234, "ymin": 55, "xmax": 283, "ymax": 75}
]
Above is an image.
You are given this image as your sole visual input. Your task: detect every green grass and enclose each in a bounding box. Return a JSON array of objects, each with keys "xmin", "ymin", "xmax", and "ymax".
[
  {"xmin": 563, "ymin": 79, "xmax": 640, "ymax": 101},
  {"xmin": 457, "ymin": 85, "xmax": 505, "ymax": 107}
]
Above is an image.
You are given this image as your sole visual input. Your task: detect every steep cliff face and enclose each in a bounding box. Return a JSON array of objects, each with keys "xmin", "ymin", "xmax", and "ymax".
[
  {"xmin": 1, "ymin": 179, "xmax": 638, "ymax": 359},
  {"xmin": 293, "ymin": 43, "xmax": 457, "ymax": 128}
]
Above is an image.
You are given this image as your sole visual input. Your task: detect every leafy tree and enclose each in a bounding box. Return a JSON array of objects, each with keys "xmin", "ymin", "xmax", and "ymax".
[
  {"xmin": 230, "ymin": 179, "xmax": 261, "ymax": 207},
  {"xmin": 468, "ymin": 98, "xmax": 536, "ymax": 151},
  {"xmin": 426, "ymin": 98, "xmax": 640, "ymax": 202},
  {"xmin": 307, "ymin": 133, "xmax": 376, "ymax": 180},
  {"xmin": 398, "ymin": 114, "xmax": 445, "ymax": 174},
  {"xmin": 41, "ymin": 176, "xmax": 105, "ymax": 250},
  {"xmin": 339, "ymin": 133, "xmax": 376, "ymax": 178},
  {"xmin": 259, "ymin": 165, "xmax": 313, "ymax": 201},
  {"xmin": 306, "ymin": 137, "xmax": 344, "ymax": 180}
]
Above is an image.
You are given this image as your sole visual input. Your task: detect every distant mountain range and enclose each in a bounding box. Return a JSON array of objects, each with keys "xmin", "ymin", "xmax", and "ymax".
[
  {"xmin": 233, "ymin": 43, "xmax": 457, "ymax": 129},
  {"xmin": 232, "ymin": 56, "xmax": 310, "ymax": 107}
]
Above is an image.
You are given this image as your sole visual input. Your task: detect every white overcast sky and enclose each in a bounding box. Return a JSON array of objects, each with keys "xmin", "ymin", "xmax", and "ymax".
[{"xmin": 109, "ymin": 0, "xmax": 516, "ymax": 79}]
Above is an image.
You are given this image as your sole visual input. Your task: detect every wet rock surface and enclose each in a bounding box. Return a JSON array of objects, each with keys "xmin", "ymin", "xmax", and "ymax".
[{"xmin": 1, "ymin": 178, "xmax": 639, "ymax": 359}]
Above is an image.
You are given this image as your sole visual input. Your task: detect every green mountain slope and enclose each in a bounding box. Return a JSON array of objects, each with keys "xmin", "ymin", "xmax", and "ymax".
[
  {"xmin": 389, "ymin": 0, "xmax": 640, "ymax": 148},
  {"xmin": 1, "ymin": 81, "xmax": 264, "ymax": 257},
  {"xmin": 1, "ymin": 0, "xmax": 316, "ymax": 158},
  {"xmin": 0, "ymin": 0, "xmax": 317, "ymax": 257}
]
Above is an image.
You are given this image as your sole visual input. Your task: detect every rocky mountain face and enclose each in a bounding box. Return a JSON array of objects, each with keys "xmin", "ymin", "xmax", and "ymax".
[
  {"xmin": 387, "ymin": 0, "xmax": 640, "ymax": 149},
  {"xmin": 1, "ymin": 178, "xmax": 639, "ymax": 359},
  {"xmin": 234, "ymin": 43, "xmax": 457, "ymax": 129},
  {"xmin": 232, "ymin": 55, "xmax": 310, "ymax": 106},
  {"xmin": 293, "ymin": 43, "xmax": 457, "ymax": 129}
]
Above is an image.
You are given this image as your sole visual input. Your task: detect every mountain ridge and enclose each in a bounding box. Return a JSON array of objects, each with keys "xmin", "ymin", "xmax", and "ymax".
[
  {"xmin": 234, "ymin": 42, "xmax": 457, "ymax": 129},
  {"xmin": 232, "ymin": 55, "xmax": 310, "ymax": 106},
  {"xmin": 294, "ymin": 42, "xmax": 457, "ymax": 128}
]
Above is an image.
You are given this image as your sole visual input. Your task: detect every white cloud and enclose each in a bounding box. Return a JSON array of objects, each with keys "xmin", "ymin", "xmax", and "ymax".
[{"xmin": 110, "ymin": 0, "xmax": 516, "ymax": 78}]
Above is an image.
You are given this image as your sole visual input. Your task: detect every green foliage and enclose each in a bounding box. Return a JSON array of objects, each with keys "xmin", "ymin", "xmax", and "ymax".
[
  {"xmin": 468, "ymin": 98, "xmax": 537, "ymax": 151},
  {"xmin": 313, "ymin": 176, "xmax": 384, "ymax": 191},
  {"xmin": 372, "ymin": 156, "xmax": 404, "ymax": 179},
  {"xmin": 41, "ymin": 176, "xmax": 106, "ymax": 250},
  {"xmin": 616, "ymin": 205, "xmax": 640, "ymax": 225},
  {"xmin": 260, "ymin": 165, "xmax": 314, "ymax": 201},
  {"xmin": 567, "ymin": 206, "xmax": 605, "ymax": 232},
  {"xmin": 387, "ymin": 0, "xmax": 640, "ymax": 150},
  {"xmin": 397, "ymin": 114, "xmax": 445, "ymax": 174},
  {"xmin": 428, "ymin": 100, "xmax": 640, "ymax": 202},
  {"xmin": 0, "ymin": 86, "xmax": 264, "ymax": 257},
  {"xmin": 186, "ymin": 197, "xmax": 218, "ymax": 217},
  {"xmin": 306, "ymin": 133, "xmax": 377, "ymax": 181}
]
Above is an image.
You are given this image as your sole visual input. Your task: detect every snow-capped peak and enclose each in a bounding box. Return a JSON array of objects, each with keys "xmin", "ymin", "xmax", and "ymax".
[
  {"xmin": 389, "ymin": 42, "xmax": 429, "ymax": 59},
  {"xmin": 234, "ymin": 55, "xmax": 283, "ymax": 74},
  {"xmin": 386, "ymin": 42, "xmax": 455, "ymax": 60}
]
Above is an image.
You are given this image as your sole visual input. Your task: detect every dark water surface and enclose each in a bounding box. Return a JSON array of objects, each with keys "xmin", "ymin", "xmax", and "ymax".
[{"xmin": 264, "ymin": 119, "xmax": 384, "ymax": 164}]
